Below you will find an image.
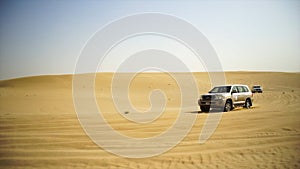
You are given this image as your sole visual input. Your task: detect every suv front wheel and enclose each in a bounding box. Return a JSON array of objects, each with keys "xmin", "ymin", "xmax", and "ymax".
[
  {"xmin": 224, "ymin": 100, "xmax": 232, "ymax": 112},
  {"xmin": 244, "ymin": 99, "xmax": 251, "ymax": 109},
  {"xmin": 200, "ymin": 106, "xmax": 210, "ymax": 112}
]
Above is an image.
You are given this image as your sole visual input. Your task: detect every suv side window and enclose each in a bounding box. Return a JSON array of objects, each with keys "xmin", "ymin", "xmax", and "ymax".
[
  {"xmin": 237, "ymin": 86, "xmax": 245, "ymax": 93},
  {"xmin": 232, "ymin": 86, "xmax": 238, "ymax": 93},
  {"xmin": 242, "ymin": 86, "xmax": 249, "ymax": 92}
]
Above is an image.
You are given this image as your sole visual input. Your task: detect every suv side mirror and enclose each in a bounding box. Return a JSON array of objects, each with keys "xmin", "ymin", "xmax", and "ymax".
[{"xmin": 231, "ymin": 89, "xmax": 237, "ymax": 94}]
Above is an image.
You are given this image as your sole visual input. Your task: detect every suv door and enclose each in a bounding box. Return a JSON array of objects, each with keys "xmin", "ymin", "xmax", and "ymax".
[
  {"xmin": 231, "ymin": 86, "xmax": 240, "ymax": 104},
  {"xmin": 242, "ymin": 86, "xmax": 252, "ymax": 99},
  {"xmin": 237, "ymin": 86, "xmax": 246, "ymax": 103}
]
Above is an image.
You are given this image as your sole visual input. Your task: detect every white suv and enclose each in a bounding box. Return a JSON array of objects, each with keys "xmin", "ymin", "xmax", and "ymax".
[{"xmin": 198, "ymin": 84, "xmax": 253, "ymax": 112}]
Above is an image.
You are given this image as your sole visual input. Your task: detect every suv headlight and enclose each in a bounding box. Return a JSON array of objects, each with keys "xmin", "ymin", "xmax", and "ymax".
[{"xmin": 215, "ymin": 95, "xmax": 225, "ymax": 100}]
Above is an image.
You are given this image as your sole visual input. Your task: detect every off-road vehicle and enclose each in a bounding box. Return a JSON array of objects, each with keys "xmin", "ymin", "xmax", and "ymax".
[
  {"xmin": 252, "ymin": 85, "xmax": 263, "ymax": 93},
  {"xmin": 198, "ymin": 84, "xmax": 253, "ymax": 112}
]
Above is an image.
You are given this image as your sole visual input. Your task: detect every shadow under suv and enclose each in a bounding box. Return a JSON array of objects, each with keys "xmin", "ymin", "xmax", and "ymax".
[{"xmin": 198, "ymin": 84, "xmax": 253, "ymax": 112}]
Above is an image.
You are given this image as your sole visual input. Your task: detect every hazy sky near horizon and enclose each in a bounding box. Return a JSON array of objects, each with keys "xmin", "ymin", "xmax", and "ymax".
[{"xmin": 0, "ymin": 0, "xmax": 299, "ymax": 80}]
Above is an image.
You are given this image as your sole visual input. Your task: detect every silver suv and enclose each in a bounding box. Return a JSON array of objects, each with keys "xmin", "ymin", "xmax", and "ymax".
[
  {"xmin": 252, "ymin": 85, "xmax": 263, "ymax": 93},
  {"xmin": 198, "ymin": 84, "xmax": 253, "ymax": 112}
]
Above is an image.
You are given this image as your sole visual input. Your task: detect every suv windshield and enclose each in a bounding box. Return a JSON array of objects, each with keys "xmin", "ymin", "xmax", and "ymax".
[{"xmin": 209, "ymin": 86, "xmax": 231, "ymax": 93}]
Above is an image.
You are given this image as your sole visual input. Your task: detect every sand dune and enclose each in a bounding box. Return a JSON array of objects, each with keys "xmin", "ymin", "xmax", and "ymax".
[{"xmin": 0, "ymin": 72, "xmax": 299, "ymax": 168}]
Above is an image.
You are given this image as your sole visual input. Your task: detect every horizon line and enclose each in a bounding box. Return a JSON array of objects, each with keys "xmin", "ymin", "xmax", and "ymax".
[{"xmin": 1, "ymin": 70, "xmax": 299, "ymax": 81}]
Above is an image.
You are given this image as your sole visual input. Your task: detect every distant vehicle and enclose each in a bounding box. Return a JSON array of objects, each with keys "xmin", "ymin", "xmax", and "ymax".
[
  {"xmin": 198, "ymin": 84, "xmax": 253, "ymax": 112},
  {"xmin": 252, "ymin": 85, "xmax": 263, "ymax": 93}
]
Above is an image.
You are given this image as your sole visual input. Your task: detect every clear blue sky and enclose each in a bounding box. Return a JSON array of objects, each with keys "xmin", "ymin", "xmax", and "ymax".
[{"xmin": 0, "ymin": 0, "xmax": 299, "ymax": 80}]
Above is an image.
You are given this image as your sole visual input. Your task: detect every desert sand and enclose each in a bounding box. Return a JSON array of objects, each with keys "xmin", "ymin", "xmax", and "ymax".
[{"xmin": 0, "ymin": 72, "xmax": 299, "ymax": 168}]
